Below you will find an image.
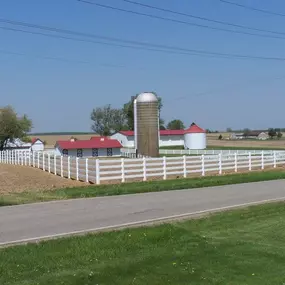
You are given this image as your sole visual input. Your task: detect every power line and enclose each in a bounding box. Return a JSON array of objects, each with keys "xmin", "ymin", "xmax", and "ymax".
[
  {"xmin": 2, "ymin": 22, "xmax": 285, "ymax": 62},
  {"xmin": 0, "ymin": 49, "xmax": 134, "ymax": 69},
  {"xmin": 3, "ymin": 24, "xmax": 285, "ymax": 62},
  {"xmin": 120, "ymin": 0, "xmax": 285, "ymax": 37},
  {"xmin": 219, "ymin": 0, "xmax": 285, "ymax": 18},
  {"xmin": 77, "ymin": 0, "xmax": 285, "ymax": 40}
]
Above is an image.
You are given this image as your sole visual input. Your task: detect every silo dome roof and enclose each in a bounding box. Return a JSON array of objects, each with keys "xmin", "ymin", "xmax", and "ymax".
[
  {"xmin": 136, "ymin": 92, "xmax": 158, "ymax": 103},
  {"xmin": 184, "ymin": 123, "xmax": 206, "ymax": 134}
]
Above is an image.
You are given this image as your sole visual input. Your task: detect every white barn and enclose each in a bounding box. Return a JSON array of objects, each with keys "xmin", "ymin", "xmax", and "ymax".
[
  {"xmin": 54, "ymin": 136, "xmax": 122, "ymax": 157},
  {"xmin": 111, "ymin": 130, "xmax": 185, "ymax": 148},
  {"xmin": 4, "ymin": 137, "xmax": 44, "ymax": 152}
]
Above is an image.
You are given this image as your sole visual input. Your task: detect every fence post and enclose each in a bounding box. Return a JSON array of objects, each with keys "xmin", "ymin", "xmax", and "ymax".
[
  {"xmin": 24, "ymin": 151, "xmax": 27, "ymax": 166},
  {"xmin": 68, "ymin": 156, "xmax": 71, "ymax": 179},
  {"xmin": 28, "ymin": 151, "xmax": 31, "ymax": 166},
  {"xmin": 42, "ymin": 153, "xmax": 45, "ymax": 171},
  {"xmin": 95, "ymin": 159, "xmax": 100, "ymax": 185},
  {"xmin": 261, "ymin": 151, "xmax": 264, "ymax": 170},
  {"xmin": 61, "ymin": 156, "xmax": 63, "ymax": 177},
  {"xmin": 76, "ymin": 157, "xmax": 79, "ymax": 180},
  {"xmin": 163, "ymin": 156, "xmax": 167, "ymax": 180},
  {"xmin": 249, "ymin": 152, "xmax": 252, "ymax": 171},
  {"xmin": 54, "ymin": 155, "xmax": 57, "ymax": 175},
  {"xmin": 48, "ymin": 154, "xmax": 51, "ymax": 173},
  {"xmin": 201, "ymin": 155, "xmax": 205, "ymax": 176},
  {"xmin": 273, "ymin": 151, "xmax": 276, "ymax": 168},
  {"xmin": 143, "ymin": 157, "xmax": 147, "ymax": 181},
  {"xmin": 121, "ymin": 158, "xmax": 125, "ymax": 182},
  {"xmin": 85, "ymin": 158, "xmax": 89, "ymax": 182},
  {"xmin": 219, "ymin": 153, "xmax": 222, "ymax": 175},
  {"xmin": 183, "ymin": 155, "xmax": 187, "ymax": 178},
  {"xmin": 234, "ymin": 153, "xmax": 238, "ymax": 172},
  {"xmin": 32, "ymin": 152, "xmax": 35, "ymax": 167}
]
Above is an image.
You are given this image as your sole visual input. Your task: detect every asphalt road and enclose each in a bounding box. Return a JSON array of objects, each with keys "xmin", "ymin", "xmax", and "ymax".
[{"xmin": 1, "ymin": 180, "xmax": 285, "ymax": 246}]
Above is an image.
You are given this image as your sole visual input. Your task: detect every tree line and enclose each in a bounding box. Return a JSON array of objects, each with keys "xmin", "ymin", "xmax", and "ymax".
[{"xmin": 90, "ymin": 95, "xmax": 186, "ymax": 136}]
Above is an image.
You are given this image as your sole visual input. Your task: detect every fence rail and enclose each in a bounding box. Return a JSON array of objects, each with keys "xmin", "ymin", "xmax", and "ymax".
[{"xmin": 1, "ymin": 150, "xmax": 285, "ymax": 185}]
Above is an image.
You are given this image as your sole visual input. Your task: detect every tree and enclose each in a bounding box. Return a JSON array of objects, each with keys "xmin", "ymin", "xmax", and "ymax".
[
  {"xmin": 277, "ymin": 132, "xmax": 283, "ymax": 139},
  {"xmin": 90, "ymin": 105, "xmax": 127, "ymax": 136},
  {"xmin": 218, "ymin": 134, "xmax": 223, "ymax": 140},
  {"xmin": 123, "ymin": 93, "xmax": 164, "ymax": 130},
  {"xmin": 268, "ymin": 128, "xmax": 277, "ymax": 139},
  {"xmin": 0, "ymin": 106, "xmax": 32, "ymax": 150},
  {"xmin": 167, "ymin": 119, "xmax": 185, "ymax": 130},
  {"xmin": 243, "ymin": 128, "xmax": 250, "ymax": 138}
]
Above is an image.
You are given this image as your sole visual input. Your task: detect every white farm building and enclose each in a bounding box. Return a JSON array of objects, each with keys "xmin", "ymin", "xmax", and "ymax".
[
  {"xmin": 111, "ymin": 130, "xmax": 185, "ymax": 148},
  {"xmin": 111, "ymin": 124, "xmax": 207, "ymax": 149},
  {"xmin": 4, "ymin": 138, "xmax": 44, "ymax": 152},
  {"xmin": 54, "ymin": 136, "xmax": 122, "ymax": 157}
]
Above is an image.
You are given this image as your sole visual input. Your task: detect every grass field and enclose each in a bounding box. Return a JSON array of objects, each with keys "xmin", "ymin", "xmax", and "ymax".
[
  {"xmin": 1, "ymin": 170, "xmax": 285, "ymax": 207},
  {"xmin": 1, "ymin": 202, "xmax": 285, "ymax": 284}
]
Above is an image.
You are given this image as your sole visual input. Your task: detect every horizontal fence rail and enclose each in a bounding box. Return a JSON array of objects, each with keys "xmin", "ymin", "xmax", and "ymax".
[{"xmin": 0, "ymin": 149, "xmax": 285, "ymax": 185}]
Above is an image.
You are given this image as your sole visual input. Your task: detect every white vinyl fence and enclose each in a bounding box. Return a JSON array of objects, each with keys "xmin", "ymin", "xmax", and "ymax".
[{"xmin": 1, "ymin": 149, "xmax": 285, "ymax": 185}]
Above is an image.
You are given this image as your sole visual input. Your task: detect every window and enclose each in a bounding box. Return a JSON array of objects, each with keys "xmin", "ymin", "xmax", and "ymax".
[
  {"xmin": 92, "ymin": 148, "xmax": 98, "ymax": 157},
  {"xmin": 107, "ymin": 148, "xmax": 113, "ymax": 156},
  {"xmin": 62, "ymin": 149, "xmax": 68, "ymax": 156},
  {"xmin": 77, "ymin": 149, "xmax": 83, "ymax": 157}
]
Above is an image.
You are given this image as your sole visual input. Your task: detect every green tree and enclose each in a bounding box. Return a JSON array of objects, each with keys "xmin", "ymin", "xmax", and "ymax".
[
  {"xmin": 277, "ymin": 132, "xmax": 283, "ymax": 139},
  {"xmin": 91, "ymin": 105, "xmax": 127, "ymax": 136},
  {"xmin": 123, "ymin": 94, "xmax": 164, "ymax": 130},
  {"xmin": 167, "ymin": 119, "xmax": 185, "ymax": 130},
  {"xmin": 0, "ymin": 106, "xmax": 32, "ymax": 151},
  {"xmin": 268, "ymin": 128, "xmax": 277, "ymax": 139},
  {"xmin": 218, "ymin": 134, "xmax": 223, "ymax": 140}
]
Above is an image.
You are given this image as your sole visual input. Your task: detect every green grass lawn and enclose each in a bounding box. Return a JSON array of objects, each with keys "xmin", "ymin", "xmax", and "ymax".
[
  {"xmin": 1, "ymin": 170, "xmax": 285, "ymax": 207},
  {"xmin": 1, "ymin": 202, "xmax": 285, "ymax": 285}
]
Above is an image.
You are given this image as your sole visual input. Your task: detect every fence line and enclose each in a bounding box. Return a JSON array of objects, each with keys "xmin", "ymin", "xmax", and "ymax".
[{"xmin": 1, "ymin": 150, "xmax": 285, "ymax": 185}]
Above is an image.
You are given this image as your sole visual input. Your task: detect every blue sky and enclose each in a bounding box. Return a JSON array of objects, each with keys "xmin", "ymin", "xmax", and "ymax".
[{"xmin": 1, "ymin": 0, "xmax": 285, "ymax": 132}]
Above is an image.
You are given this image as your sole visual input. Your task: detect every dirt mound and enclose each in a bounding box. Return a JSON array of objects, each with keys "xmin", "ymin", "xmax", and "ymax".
[{"xmin": 0, "ymin": 165, "xmax": 86, "ymax": 194}]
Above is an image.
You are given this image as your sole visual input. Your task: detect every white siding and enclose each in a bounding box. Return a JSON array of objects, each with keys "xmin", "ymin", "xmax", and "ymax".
[
  {"xmin": 159, "ymin": 135, "xmax": 184, "ymax": 147},
  {"xmin": 55, "ymin": 147, "xmax": 121, "ymax": 157},
  {"xmin": 31, "ymin": 140, "xmax": 44, "ymax": 152}
]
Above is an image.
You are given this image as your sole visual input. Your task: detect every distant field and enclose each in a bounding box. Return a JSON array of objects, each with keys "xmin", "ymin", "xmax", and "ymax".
[
  {"xmin": 31, "ymin": 132, "xmax": 285, "ymax": 150},
  {"xmin": 30, "ymin": 134, "xmax": 97, "ymax": 147}
]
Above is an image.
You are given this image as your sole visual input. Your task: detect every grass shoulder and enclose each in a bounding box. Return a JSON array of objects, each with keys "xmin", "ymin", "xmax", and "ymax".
[
  {"xmin": 1, "ymin": 202, "xmax": 285, "ymax": 284},
  {"xmin": 1, "ymin": 170, "xmax": 285, "ymax": 206}
]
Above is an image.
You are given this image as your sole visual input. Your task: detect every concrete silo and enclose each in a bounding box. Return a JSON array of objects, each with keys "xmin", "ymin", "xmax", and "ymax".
[
  {"xmin": 184, "ymin": 123, "xmax": 206, "ymax": 149},
  {"xmin": 134, "ymin": 92, "xmax": 159, "ymax": 157}
]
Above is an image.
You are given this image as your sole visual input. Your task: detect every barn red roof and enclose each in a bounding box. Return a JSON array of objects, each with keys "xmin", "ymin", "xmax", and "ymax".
[
  {"xmin": 56, "ymin": 137, "xmax": 122, "ymax": 150},
  {"xmin": 119, "ymin": 130, "xmax": 185, "ymax": 136},
  {"xmin": 184, "ymin": 124, "xmax": 206, "ymax": 134},
  {"xmin": 31, "ymin": 138, "xmax": 43, "ymax": 145}
]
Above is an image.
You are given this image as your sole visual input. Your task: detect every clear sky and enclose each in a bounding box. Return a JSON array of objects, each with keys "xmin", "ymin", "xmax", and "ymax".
[{"xmin": 1, "ymin": 0, "xmax": 285, "ymax": 132}]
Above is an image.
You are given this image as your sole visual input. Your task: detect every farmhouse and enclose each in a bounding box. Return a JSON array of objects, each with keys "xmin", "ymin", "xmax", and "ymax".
[
  {"xmin": 230, "ymin": 131, "xmax": 269, "ymax": 140},
  {"xmin": 54, "ymin": 136, "xmax": 122, "ymax": 157},
  {"xmin": 4, "ymin": 137, "xmax": 44, "ymax": 152},
  {"xmin": 111, "ymin": 129, "xmax": 185, "ymax": 148}
]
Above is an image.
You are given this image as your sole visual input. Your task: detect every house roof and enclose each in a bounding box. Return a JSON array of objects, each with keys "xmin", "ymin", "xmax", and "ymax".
[
  {"xmin": 31, "ymin": 138, "xmax": 44, "ymax": 144},
  {"xmin": 184, "ymin": 124, "xmax": 206, "ymax": 134},
  {"xmin": 118, "ymin": 129, "xmax": 185, "ymax": 136},
  {"xmin": 245, "ymin": 131, "xmax": 268, "ymax": 136},
  {"xmin": 56, "ymin": 137, "xmax": 122, "ymax": 150}
]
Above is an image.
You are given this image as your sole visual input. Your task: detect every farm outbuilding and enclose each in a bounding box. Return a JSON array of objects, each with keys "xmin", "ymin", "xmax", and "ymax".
[
  {"xmin": 111, "ymin": 129, "xmax": 185, "ymax": 148},
  {"xmin": 184, "ymin": 123, "xmax": 207, "ymax": 150},
  {"xmin": 4, "ymin": 137, "xmax": 45, "ymax": 152},
  {"xmin": 54, "ymin": 136, "xmax": 122, "ymax": 157}
]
